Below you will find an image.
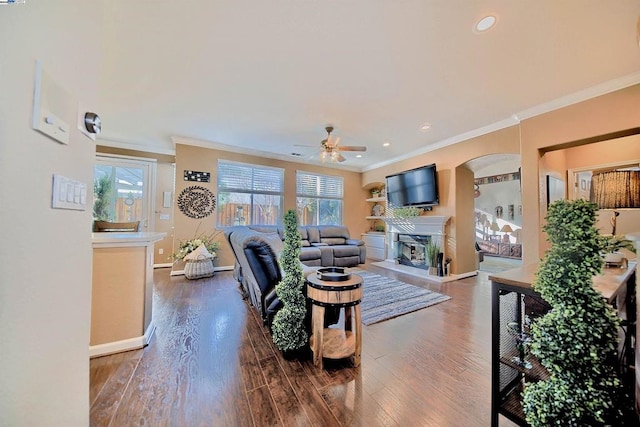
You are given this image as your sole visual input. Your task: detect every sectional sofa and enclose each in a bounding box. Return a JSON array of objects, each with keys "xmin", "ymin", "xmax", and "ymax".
[{"xmin": 225, "ymin": 225, "xmax": 365, "ymax": 325}]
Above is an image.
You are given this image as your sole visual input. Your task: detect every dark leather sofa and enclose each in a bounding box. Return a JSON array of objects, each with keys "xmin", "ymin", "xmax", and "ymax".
[{"xmin": 225, "ymin": 225, "xmax": 365, "ymax": 325}]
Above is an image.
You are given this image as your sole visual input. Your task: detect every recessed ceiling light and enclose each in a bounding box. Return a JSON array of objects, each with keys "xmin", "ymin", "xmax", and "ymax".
[
  {"xmin": 420, "ymin": 123, "xmax": 431, "ymax": 132},
  {"xmin": 383, "ymin": 142, "xmax": 391, "ymax": 147},
  {"xmin": 356, "ymin": 154, "xmax": 363, "ymax": 158},
  {"xmin": 474, "ymin": 15, "xmax": 497, "ymax": 33}
]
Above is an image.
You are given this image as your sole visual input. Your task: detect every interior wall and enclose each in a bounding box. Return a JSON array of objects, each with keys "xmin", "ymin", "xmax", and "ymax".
[
  {"xmin": 174, "ymin": 141, "xmax": 370, "ymax": 270},
  {"xmin": 362, "ymin": 125, "xmax": 521, "ymax": 274},
  {"xmin": 455, "ymin": 166, "xmax": 476, "ymax": 273},
  {"xmin": 0, "ymin": 2, "xmax": 104, "ymax": 425},
  {"xmin": 520, "ymin": 83, "xmax": 640, "ymax": 263}
]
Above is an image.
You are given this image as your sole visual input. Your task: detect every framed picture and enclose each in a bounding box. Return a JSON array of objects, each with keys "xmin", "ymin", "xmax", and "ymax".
[{"xmin": 546, "ymin": 175, "xmax": 565, "ymax": 207}]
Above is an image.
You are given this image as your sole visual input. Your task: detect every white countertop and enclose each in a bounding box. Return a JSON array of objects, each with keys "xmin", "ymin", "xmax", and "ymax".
[{"xmin": 92, "ymin": 232, "xmax": 167, "ymax": 247}]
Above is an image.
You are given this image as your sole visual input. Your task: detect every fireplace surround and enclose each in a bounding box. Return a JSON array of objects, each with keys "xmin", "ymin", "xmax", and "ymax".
[
  {"xmin": 384, "ymin": 216, "xmax": 449, "ymax": 276},
  {"xmin": 397, "ymin": 233, "xmax": 432, "ymax": 270},
  {"xmin": 373, "ymin": 215, "xmax": 474, "ymax": 283}
]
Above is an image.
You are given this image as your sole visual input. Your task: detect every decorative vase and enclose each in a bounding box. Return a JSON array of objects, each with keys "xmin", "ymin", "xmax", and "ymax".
[
  {"xmin": 428, "ymin": 266, "xmax": 438, "ymax": 275},
  {"xmin": 437, "ymin": 253, "xmax": 444, "ymax": 277}
]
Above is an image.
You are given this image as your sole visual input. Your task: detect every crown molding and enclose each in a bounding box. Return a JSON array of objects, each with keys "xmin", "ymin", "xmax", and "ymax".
[
  {"xmin": 363, "ymin": 72, "xmax": 640, "ymax": 173},
  {"xmin": 172, "ymin": 136, "xmax": 362, "ymax": 172},
  {"xmin": 97, "ymin": 136, "xmax": 176, "ymax": 156}
]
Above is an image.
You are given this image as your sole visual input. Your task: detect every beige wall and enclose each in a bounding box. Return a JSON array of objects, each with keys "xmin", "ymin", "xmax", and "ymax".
[
  {"xmin": 363, "ymin": 125, "xmax": 521, "ymax": 274},
  {"xmin": 362, "ymin": 84, "xmax": 640, "ymax": 271},
  {"xmin": 520, "ymin": 83, "xmax": 640, "ymax": 263},
  {"xmin": 174, "ymin": 142, "xmax": 370, "ymax": 270},
  {"xmin": 0, "ymin": 2, "xmax": 104, "ymax": 425}
]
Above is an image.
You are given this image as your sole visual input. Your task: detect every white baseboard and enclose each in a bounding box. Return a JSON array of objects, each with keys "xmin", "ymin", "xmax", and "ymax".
[
  {"xmin": 170, "ymin": 264, "xmax": 234, "ymax": 276},
  {"xmin": 154, "ymin": 263, "xmax": 173, "ymax": 269},
  {"xmin": 89, "ymin": 321, "xmax": 156, "ymax": 358}
]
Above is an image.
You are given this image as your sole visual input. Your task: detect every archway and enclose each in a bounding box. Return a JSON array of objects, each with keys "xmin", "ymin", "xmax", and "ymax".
[{"xmin": 464, "ymin": 154, "xmax": 523, "ymax": 272}]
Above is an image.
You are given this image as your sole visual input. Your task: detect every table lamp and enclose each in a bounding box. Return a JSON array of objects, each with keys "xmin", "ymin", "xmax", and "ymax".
[
  {"xmin": 500, "ymin": 224, "xmax": 513, "ymax": 242},
  {"xmin": 490, "ymin": 220, "xmax": 500, "ymax": 236}
]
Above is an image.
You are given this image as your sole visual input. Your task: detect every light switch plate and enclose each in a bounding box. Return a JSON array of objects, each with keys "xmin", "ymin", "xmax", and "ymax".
[{"xmin": 52, "ymin": 174, "xmax": 87, "ymax": 211}]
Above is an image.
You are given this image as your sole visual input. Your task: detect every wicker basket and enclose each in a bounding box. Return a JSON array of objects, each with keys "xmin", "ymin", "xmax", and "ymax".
[{"xmin": 184, "ymin": 256, "xmax": 215, "ymax": 280}]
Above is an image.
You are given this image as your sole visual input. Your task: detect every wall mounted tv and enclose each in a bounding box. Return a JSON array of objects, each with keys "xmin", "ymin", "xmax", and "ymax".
[{"xmin": 386, "ymin": 163, "xmax": 439, "ymax": 208}]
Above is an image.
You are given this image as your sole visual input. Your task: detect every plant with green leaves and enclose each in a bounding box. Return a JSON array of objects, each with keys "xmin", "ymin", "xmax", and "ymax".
[
  {"xmin": 93, "ymin": 174, "xmax": 113, "ymax": 221},
  {"xmin": 271, "ymin": 209, "xmax": 308, "ymax": 352},
  {"xmin": 392, "ymin": 206, "xmax": 423, "ymax": 218},
  {"xmin": 599, "ymin": 234, "xmax": 636, "ymax": 254},
  {"xmin": 426, "ymin": 240, "xmax": 440, "ymax": 268},
  {"xmin": 522, "ymin": 199, "xmax": 623, "ymax": 426}
]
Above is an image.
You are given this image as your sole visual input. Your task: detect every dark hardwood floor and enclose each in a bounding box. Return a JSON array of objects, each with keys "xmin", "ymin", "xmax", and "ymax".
[{"xmin": 90, "ymin": 263, "xmax": 518, "ymax": 426}]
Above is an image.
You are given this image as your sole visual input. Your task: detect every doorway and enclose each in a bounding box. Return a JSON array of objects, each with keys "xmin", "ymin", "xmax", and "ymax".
[{"xmin": 93, "ymin": 154, "xmax": 157, "ymax": 232}]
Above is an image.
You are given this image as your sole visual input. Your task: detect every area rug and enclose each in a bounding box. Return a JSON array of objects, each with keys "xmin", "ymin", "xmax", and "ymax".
[{"xmin": 350, "ymin": 269, "xmax": 451, "ymax": 325}]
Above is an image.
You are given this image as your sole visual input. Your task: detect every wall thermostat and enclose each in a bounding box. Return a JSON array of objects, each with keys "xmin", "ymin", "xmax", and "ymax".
[{"xmin": 84, "ymin": 112, "xmax": 101, "ymax": 135}]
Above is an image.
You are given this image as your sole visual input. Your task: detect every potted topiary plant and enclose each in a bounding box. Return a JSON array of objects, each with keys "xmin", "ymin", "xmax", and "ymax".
[
  {"xmin": 522, "ymin": 199, "xmax": 624, "ymax": 425},
  {"xmin": 271, "ymin": 209, "xmax": 308, "ymax": 357}
]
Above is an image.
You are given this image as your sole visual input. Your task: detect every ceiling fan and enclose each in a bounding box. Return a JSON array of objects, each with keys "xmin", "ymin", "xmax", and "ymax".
[{"xmin": 297, "ymin": 125, "xmax": 367, "ymax": 163}]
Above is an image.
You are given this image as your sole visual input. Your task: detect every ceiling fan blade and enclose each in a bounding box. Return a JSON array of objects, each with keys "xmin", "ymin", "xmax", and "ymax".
[
  {"xmin": 338, "ymin": 145, "xmax": 367, "ymax": 152},
  {"xmin": 293, "ymin": 144, "xmax": 317, "ymax": 148}
]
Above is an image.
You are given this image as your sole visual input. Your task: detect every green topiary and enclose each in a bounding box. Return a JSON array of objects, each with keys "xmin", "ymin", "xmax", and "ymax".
[
  {"xmin": 271, "ymin": 209, "xmax": 308, "ymax": 352},
  {"xmin": 522, "ymin": 199, "xmax": 622, "ymax": 426}
]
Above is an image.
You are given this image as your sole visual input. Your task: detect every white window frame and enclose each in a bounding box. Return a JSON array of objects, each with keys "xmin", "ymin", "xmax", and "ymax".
[
  {"xmin": 217, "ymin": 160, "xmax": 284, "ymax": 227},
  {"xmin": 296, "ymin": 170, "xmax": 344, "ymax": 225}
]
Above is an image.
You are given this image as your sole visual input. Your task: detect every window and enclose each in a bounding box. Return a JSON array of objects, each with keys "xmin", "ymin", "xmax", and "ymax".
[
  {"xmin": 217, "ymin": 160, "xmax": 284, "ymax": 226},
  {"xmin": 296, "ymin": 171, "xmax": 343, "ymax": 225}
]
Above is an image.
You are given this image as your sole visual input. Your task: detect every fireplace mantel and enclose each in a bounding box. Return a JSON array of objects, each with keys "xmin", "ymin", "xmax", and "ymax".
[
  {"xmin": 375, "ymin": 215, "xmax": 474, "ymax": 283},
  {"xmin": 383, "ymin": 216, "xmax": 450, "ymax": 236}
]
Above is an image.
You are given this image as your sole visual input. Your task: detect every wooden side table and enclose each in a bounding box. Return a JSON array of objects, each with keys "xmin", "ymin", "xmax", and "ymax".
[{"xmin": 306, "ymin": 273, "xmax": 363, "ymax": 369}]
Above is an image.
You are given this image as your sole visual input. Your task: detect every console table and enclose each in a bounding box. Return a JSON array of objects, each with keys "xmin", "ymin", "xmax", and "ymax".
[{"xmin": 489, "ymin": 262, "xmax": 637, "ymax": 426}]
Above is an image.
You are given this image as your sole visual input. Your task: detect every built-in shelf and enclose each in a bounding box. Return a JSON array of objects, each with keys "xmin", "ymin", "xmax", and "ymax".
[
  {"xmin": 366, "ymin": 216, "xmax": 385, "ymax": 220},
  {"xmin": 366, "ymin": 196, "xmax": 386, "ymax": 203}
]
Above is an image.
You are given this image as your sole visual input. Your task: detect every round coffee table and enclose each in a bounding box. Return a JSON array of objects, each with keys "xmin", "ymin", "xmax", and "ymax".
[{"xmin": 306, "ymin": 272, "xmax": 362, "ymax": 369}]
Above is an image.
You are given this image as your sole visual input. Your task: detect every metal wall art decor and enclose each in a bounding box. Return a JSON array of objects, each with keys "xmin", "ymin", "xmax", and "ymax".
[
  {"xmin": 184, "ymin": 170, "xmax": 211, "ymax": 183},
  {"xmin": 177, "ymin": 186, "xmax": 216, "ymax": 219}
]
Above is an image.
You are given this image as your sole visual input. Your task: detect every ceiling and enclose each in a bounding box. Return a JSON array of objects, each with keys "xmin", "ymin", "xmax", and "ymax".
[{"xmin": 98, "ymin": 1, "xmax": 640, "ymax": 172}]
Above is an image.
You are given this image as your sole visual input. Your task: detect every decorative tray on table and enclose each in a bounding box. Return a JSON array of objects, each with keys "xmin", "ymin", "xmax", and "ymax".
[{"xmin": 316, "ymin": 267, "xmax": 351, "ymax": 282}]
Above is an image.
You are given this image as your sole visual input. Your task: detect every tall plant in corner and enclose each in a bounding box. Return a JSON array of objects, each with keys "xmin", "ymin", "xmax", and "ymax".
[
  {"xmin": 522, "ymin": 199, "xmax": 622, "ymax": 425},
  {"xmin": 271, "ymin": 209, "xmax": 308, "ymax": 353}
]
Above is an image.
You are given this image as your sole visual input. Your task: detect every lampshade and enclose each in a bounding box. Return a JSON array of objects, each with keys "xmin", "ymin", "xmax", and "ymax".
[
  {"xmin": 590, "ymin": 171, "xmax": 640, "ymax": 209},
  {"xmin": 490, "ymin": 221, "xmax": 500, "ymax": 232},
  {"xmin": 500, "ymin": 224, "xmax": 513, "ymax": 233}
]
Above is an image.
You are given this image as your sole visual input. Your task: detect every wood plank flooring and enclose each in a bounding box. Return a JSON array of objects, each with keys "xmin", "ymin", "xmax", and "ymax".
[{"xmin": 90, "ymin": 263, "xmax": 518, "ymax": 426}]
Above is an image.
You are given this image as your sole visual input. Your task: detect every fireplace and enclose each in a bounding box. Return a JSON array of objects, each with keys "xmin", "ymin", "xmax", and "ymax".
[{"xmin": 397, "ymin": 234, "xmax": 432, "ymax": 270}]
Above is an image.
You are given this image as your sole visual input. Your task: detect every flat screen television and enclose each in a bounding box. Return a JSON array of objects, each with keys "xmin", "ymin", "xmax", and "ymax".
[{"xmin": 386, "ymin": 163, "xmax": 439, "ymax": 208}]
